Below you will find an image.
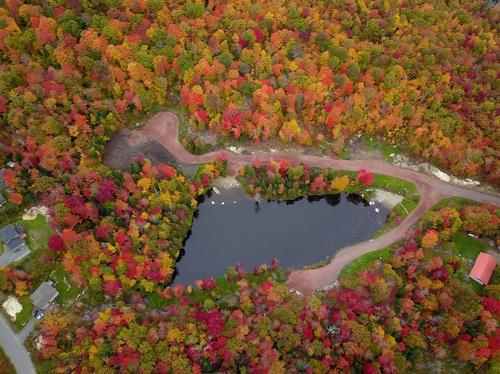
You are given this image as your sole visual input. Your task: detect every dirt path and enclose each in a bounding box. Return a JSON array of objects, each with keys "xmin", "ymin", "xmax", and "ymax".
[{"xmin": 140, "ymin": 112, "xmax": 500, "ymax": 294}]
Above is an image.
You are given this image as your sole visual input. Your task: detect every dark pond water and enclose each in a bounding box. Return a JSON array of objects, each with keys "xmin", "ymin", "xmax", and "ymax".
[{"xmin": 173, "ymin": 188, "xmax": 389, "ymax": 285}]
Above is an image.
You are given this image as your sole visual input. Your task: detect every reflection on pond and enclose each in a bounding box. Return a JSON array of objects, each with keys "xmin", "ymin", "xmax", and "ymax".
[{"xmin": 172, "ymin": 188, "xmax": 389, "ymax": 286}]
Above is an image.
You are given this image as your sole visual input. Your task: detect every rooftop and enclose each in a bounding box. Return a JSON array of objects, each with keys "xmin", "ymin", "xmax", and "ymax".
[
  {"xmin": 0, "ymin": 224, "xmax": 19, "ymax": 244},
  {"xmin": 0, "ymin": 224, "xmax": 27, "ymax": 252},
  {"xmin": 469, "ymin": 252, "xmax": 497, "ymax": 286},
  {"xmin": 30, "ymin": 281, "xmax": 59, "ymax": 310}
]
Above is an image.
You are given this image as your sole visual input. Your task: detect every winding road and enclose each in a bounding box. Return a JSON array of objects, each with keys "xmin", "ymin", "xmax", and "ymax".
[{"xmin": 134, "ymin": 112, "xmax": 500, "ymax": 294}]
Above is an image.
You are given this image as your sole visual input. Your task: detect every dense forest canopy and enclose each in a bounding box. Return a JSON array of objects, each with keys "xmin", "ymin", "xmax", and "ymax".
[
  {"xmin": 36, "ymin": 206, "xmax": 500, "ymax": 373},
  {"xmin": 0, "ymin": 0, "xmax": 498, "ymax": 190},
  {"xmin": 0, "ymin": 1, "xmax": 498, "ymax": 373}
]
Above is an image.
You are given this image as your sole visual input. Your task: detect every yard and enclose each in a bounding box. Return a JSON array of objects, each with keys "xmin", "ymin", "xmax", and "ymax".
[
  {"xmin": 13, "ymin": 295, "xmax": 33, "ymax": 330},
  {"xmin": 19, "ymin": 215, "xmax": 51, "ymax": 254},
  {"xmin": 448, "ymin": 232, "xmax": 489, "ymax": 260},
  {"xmin": 50, "ymin": 266, "xmax": 82, "ymax": 305}
]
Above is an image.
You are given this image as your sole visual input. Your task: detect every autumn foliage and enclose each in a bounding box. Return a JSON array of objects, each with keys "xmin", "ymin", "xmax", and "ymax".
[
  {"xmin": 40, "ymin": 158, "xmax": 225, "ymax": 297},
  {"xmin": 237, "ymin": 160, "xmax": 364, "ymax": 200},
  {"xmin": 0, "ymin": 0, "xmax": 498, "ymax": 191},
  {"xmin": 36, "ymin": 232, "xmax": 499, "ymax": 373}
]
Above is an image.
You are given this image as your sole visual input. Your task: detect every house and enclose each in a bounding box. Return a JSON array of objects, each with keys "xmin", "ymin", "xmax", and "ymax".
[
  {"xmin": 0, "ymin": 224, "xmax": 27, "ymax": 253},
  {"xmin": 30, "ymin": 281, "xmax": 59, "ymax": 311},
  {"xmin": 0, "ymin": 224, "xmax": 30, "ymax": 266},
  {"xmin": 469, "ymin": 252, "xmax": 497, "ymax": 285},
  {"xmin": 0, "ymin": 194, "xmax": 5, "ymax": 207}
]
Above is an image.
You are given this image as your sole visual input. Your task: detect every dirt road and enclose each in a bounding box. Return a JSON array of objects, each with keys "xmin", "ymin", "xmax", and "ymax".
[{"xmin": 139, "ymin": 112, "xmax": 500, "ymax": 294}]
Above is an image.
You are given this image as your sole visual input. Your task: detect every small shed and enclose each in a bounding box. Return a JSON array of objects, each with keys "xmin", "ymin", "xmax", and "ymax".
[
  {"xmin": 30, "ymin": 281, "xmax": 59, "ymax": 310},
  {"xmin": 469, "ymin": 252, "xmax": 497, "ymax": 286}
]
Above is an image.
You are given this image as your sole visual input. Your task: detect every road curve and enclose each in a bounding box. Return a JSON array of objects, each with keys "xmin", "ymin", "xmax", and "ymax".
[
  {"xmin": 0, "ymin": 313, "xmax": 36, "ymax": 374},
  {"xmin": 140, "ymin": 111, "xmax": 500, "ymax": 294}
]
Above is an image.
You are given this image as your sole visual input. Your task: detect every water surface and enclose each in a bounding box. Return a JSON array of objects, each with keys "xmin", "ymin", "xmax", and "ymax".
[{"xmin": 173, "ymin": 188, "xmax": 388, "ymax": 285}]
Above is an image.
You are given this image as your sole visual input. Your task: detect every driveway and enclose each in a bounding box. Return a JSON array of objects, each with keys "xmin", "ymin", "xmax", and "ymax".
[
  {"xmin": 18, "ymin": 317, "xmax": 37, "ymax": 343},
  {"xmin": 0, "ymin": 313, "xmax": 36, "ymax": 374},
  {"xmin": 0, "ymin": 246, "xmax": 30, "ymax": 268}
]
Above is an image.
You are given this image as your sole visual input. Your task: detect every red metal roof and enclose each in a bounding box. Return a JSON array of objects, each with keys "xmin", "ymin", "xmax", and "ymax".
[{"xmin": 469, "ymin": 252, "xmax": 497, "ymax": 285}]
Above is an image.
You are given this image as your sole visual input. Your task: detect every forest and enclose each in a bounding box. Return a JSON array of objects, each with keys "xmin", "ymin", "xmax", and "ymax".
[
  {"xmin": 34, "ymin": 203, "xmax": 500, "ymax": 373},
  {"xmin": 0, "ymin": 0, "xmax": 498, "ymax": 188},
  {"xmin": 0, "ymin": 0, "xmax": 498, "ymax": 373}
]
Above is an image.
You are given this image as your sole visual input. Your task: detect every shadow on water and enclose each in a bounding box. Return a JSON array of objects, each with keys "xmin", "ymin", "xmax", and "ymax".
[{"xmin": 171, "ymin": 188, "xmax": 389, "ymax": 286}]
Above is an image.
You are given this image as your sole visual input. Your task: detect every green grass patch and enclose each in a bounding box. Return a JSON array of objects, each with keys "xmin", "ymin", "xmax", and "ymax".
[
  {"xmin": 19, "ymin": 215, "xmax": 51, "ymax": 254},
  {"xmin": 449, "ymin": 232, "xmax": 488, "ymax": 260},
  {"xmin": 437, "ymin": 231, "xmax": 491, "ymax": 296},
  {"xmin": 337, "ymin": 148, "xmax": 350, "ymax": 159},
  {"xmin": 14, "ymin": 294, "xmax": 33, "ymax": 330},
  {"xmin": 431, "ymin": 197, "xmax": 479, "ymax": 211},
  {"xmin": 361, "ymin": 134, "xmax": 403, "ymax": 162},
  {"xmin": 370, "ymin": 174, "xmax": 420, "ymax": 238},
  {"xmin": 372, "ymin": 174, "xmax": 418, "ymax": 196},
  {"xmin": 51, "ymin": 266, "xmax": 83, "ymax": 305},
  {"xmin": 339, "ymin": 244, "xmax": 397, "ymax": 288}
]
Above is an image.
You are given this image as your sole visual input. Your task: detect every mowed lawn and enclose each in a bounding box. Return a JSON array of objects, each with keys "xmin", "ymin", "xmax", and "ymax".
[
  {"xmin": 50, "ymin": 266, "xmax": 82, "ymax": 305},
  {"xmin": 19, "ymin": 215, "xmax": 51, "ymax": 254}
]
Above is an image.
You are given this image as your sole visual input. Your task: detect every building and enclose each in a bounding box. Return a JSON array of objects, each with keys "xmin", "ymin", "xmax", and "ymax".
[
  {"xmin": 30, "ymin": 281, "xmax": 59, "ymax": 311},
  {"xmin": 0, "ymin": 224, "xmax": 30, "ymax": 266},
  {"xmin": 0, "ymin": 194, "xmax": 5, "ymax": 207},
  {"xmin": 469, "ymin": 252, "xmax": 497, "ymax": 285},
  {"xmin": 0, "ymin": 224, "xmax": 27, "ymax": 253}
]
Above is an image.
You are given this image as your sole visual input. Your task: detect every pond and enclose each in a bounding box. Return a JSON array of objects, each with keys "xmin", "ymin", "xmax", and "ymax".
[{"xmin": 172, "ymin": 188, "xmax": 389, "ymax": 285}]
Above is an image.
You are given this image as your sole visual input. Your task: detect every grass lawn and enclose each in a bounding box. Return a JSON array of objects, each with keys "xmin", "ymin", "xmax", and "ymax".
[
  {"xmin": 14, "ymin": 294, "xmax": 33, "ymax": 330},
  {"xmin": 372, "ymin": 174, "xmax": 418, "ymax": 196},
  {"xmin": 438, "ymin": 231, "xmax": 491, "ymax": 295},
  {"xmin": 337, "ymin": 148, "xmax": 350, "ymax": 159},
  {"xmin": 361, "ymin": 134, "xmax": 403, "ymax": 162},
  {"xmin": 449, "ymin": 232, "xmax": 488, "ymax": 260},
  {"xmin": 431, "ymin": 197, "xmax": 478, "ymax": 211},
  {"xmin": 339, "ymin": 244, "xmax": 397, "ymax": 288},
  {"xmin": 50, "ymin": 266, "xmax": 82, "ymax": 305},
  {"xmin": 19, "ymin": 215, "xmax": 51, "ymax": 254},
  {"xmin": 371, "ymin": 174, "xmax": 420, "ymax": 238}
]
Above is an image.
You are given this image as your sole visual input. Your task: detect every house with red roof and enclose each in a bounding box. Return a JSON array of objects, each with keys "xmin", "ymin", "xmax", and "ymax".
[{"xmin": 469, "ymin": 252, "xmax": 497, "ymax": 285}]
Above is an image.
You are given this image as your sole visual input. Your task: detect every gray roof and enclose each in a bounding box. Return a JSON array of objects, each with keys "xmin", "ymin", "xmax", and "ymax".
[
  {"xmin": 0, "ymin": 194, "xmax": 5, "ymax": 205},
  {"xmin": 0, "ymin": 224, "xmax": 19, "ymax": 243},
  {"xmin": 0, "ymin": 224, "xmax": 27, "ymax": 252},
  {"xmin": 30, "ymin": 281, "xmax": 59, "ymax": 310}
]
